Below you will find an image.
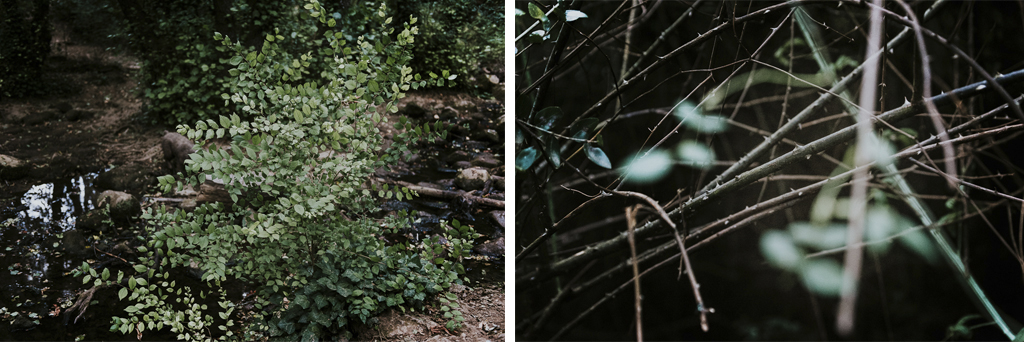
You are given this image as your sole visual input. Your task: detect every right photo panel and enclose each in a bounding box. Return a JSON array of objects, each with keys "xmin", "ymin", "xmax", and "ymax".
[{"xmin": 514, "ymin": 1, "xmax": 1024, "ymax": 340}]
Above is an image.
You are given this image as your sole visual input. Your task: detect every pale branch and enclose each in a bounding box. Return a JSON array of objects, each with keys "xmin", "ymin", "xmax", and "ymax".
[{"xmin": 838, "ymin": 0, "xmax": 885, "ymax": 334}]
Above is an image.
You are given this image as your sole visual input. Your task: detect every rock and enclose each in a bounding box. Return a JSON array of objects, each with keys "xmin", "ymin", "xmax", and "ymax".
[
  {"xmin": 53, "ymin": 102, "xmax": 73, "ymax": 114},
  {"xmin": 438, "ymin": 106, "xmax": 459, "ymax": 121},
  {"xmin": 398, "ymin": 101, "xmax": 428, "ymax": 118},
  {"xmin": 371, "ymin": 310, "xmax": 439, "ymax": 338},
  {"xmin": 456, "ymin": 165, "xmax": 487, "ymax": 192},
  {"xmin": 445, "ymin": 150, "xmax": 471, "ymax": 163},
  {"xmin": 461, "ymin": 140, "xmax": 489, "ymax": 151},
  {"xmin": 470, "ymin": 153, "xmax": 500, "ymax": 168},
  {"xmin": 472, "ymin": 237, "xmax": 504, "ymax": 257},
  {"xmin": 0, "ymin": 154, "xmax": 30, "ymax": 180},
  {"xmin": 10, "ymin": 314, "xmax": 37, "ymax": 331},
  {"xmin": 94, "ymin": 164, "xmax": 156, "ymax": 193},
  {"xmin": 449, "ymin": 283, "xmax": 467, "ymax": 293},
  {"xmin": 488, "ymin": 210, "xmax": 505, "ymax": 230},
  {"xmin": 65, "ymin": 109, "xmax": 94, "ymax": 121},
  {"xmin": 3, "ymin": 107, "xmax": 26, "ymax": 123},
  {"xmin": 197, "ymin": 181, "xmax": 231, "ymax": 203},
  {"xmin": 483, "ymin": 129, "xmax": 500, "ymax": 143},
  {"xmin": 112, "ymin": 241, "xmax": 134, "ymax": 255},
  {"xmin": 492, "ymin": 83, "xmax": 504, "ymax": 102},
  {"xmin": 490, "ymin": 175, "xmax": 504, "ymax": 190},
  {"xmin": 76, "ymin": 210, "xmax": 112, "ymax": 233},
  {"xmin": 61, "ymin": 229, "xmax": 89, "ymax": 257},
  {"xmin": 162, "ymin": 132, "xmax": 195, "ymax": 176},
  {"xmin": 23, "ymin": 110, "xmax": 56, "ymax": 125},
  {"xmin": 96, "ymin": 190, "xmax": 141, "ymax": 223},
  {"xmin": 453, "ymin": 98, "xmax": 475, "ymax": 112},
  {"xmin": 453, "ymin": 161, "xmax": 472, "ymax": 170}
]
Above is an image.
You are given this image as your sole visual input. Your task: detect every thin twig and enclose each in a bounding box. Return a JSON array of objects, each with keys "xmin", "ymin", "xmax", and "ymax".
[
  {"xmin": 625, "ymin": 205, "xmax": 643, "ymax": 342},
  {"xmin": 896, "ymin": 0, "xmax": 957, "ymax": 188}
]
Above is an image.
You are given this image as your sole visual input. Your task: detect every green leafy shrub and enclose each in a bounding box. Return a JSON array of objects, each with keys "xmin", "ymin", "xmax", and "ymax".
[
  {"xmin": 76, "ymin": 2, "xmax": 472, "ymax": 340},
  {"xmin": 396, "ymin": 0, "xmax": 503, "ymax": 92}
]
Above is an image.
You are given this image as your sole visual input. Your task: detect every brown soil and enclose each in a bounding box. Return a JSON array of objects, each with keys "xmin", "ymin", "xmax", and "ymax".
[{"xmin": 0, "ymin": 35, "xmax": 504, "ymax": 342}]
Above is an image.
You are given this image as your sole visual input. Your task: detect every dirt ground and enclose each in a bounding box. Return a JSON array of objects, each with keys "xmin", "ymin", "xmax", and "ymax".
[{"xmin": 0, "ymin": 35, "xmax": 504, "ymax": 342}]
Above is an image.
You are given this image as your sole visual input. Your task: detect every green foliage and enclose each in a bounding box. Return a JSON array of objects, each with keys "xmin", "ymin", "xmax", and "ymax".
[
  {"xmin": 0, "ymin": 0, "xmax": 52, "ymax": 98},
  {"xmin": 129, "ymin": 0, "xmax": 486, "ymax": 125},
  {"xmin": 760, "ymin": 148, "xmax": 937, "ymax": 296},
  {"xmin": 79, "ymin": 2, "xmax": 471, "ymax": 340},
  {"xmin": 395, "ymin": 0, "xmax": 503, "ymax": 92}
]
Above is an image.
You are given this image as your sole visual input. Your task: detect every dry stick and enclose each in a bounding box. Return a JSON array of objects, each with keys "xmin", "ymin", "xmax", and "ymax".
[
  {"xmin": 625, "ymin": 205, "xmax": 643, "ymax": 342},
  {"xmin": 553, "ymin": 160, "xmax": 712, "ymax": 331},
  {"xmin": 838, "ymin": 0, "xmax": 884, "ymax": 334},
  {"xmin": 550, "ymin": 200, "xmax": 796, "ymax": 341},
  {"xmin": 613, "ymin": 190, "xmax": 710, "ymax": 332},
  {"xmin": 696, "ymin": 0, "xmax": 948, "ymax": 199},
  {"xmin": 520, "ymin": 68, "xmax": 1024, "ymax": 285},
  {"xmin": 380, "ymin": 180, "xmax": 504, "ymax": 208}
]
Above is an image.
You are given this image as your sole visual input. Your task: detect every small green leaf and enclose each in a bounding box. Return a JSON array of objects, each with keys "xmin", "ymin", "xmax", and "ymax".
[
  {"xmin": 564, "ymin": 10, "xmax": 588, "ymax": 22},
  {"xmin": 118, "ymin": 288, "xmax": 128, "ymax": 300},
  {"xmin": 585, "ymin": 144, "xmax": 612, "ymax": 169},
  {"xmin": 515, "ymin": 147, "xmax": 540, "ymax": 171},
  {"xmin": 760, "ymin": 230, "xmax": 804, "ymax": 269},
  {"xmin": 528, "ymin": 30, "xmax": 548, "ymax": 44},
  {"xmin": 789, "ymin": 222, "xmax": 848, "ymax": 250},
  {"xmin": 569, "ymin": 118, "xmax": 599, "ymax": 140},
  {"xmin": 799, "ymin": 258, "xmax": 844, "ymax": 296},
  {"xmin": 544, "ymin": 134, "xmax": 561, "ymax": 168},
  {"xmin": 228, "ymin": 56, "xmax": 243, "ymax": 66},
  {"xmin": 528, "ymin": 2, "xmax": 545, "ymax": 19},
  {"xmin": 677, "ymin": 141, "xmax": 716, "ymax": 169},
  {"xmin": 533, "ymin": 106, "xmax": 562, "ymax": 130},
  {"xmin": 620, "ymin": 149, "xmax": 673, "ymax": 184}
]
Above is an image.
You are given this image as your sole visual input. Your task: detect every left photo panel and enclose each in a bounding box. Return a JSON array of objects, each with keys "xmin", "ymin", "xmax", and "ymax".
[{"xmin": 0, "ymin": 0, "xmax": 506, "ymax": 340}]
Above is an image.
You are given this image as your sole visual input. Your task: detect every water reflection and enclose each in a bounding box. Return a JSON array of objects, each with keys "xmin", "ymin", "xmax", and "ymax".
[{"xmin": 17, "ymin": 174, "xmax": 96, "ymax": 232}]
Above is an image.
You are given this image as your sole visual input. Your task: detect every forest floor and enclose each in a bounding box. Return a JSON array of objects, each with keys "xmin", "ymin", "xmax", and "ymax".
[{"xmin": 0, "ymin": 32, "xmax": 504, "ymax": 342}]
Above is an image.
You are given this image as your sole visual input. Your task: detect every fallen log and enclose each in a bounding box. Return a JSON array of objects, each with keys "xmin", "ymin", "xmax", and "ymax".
[{"xmin": 377, "ymin": 178, "xmax": 504, "ymax": 209}]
